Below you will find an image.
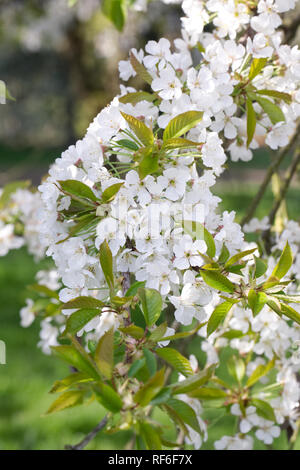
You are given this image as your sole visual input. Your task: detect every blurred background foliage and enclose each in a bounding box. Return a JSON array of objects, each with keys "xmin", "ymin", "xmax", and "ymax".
[{"xmin": 1, "ymin": 0, "xmax": 300, "ymax": 450}]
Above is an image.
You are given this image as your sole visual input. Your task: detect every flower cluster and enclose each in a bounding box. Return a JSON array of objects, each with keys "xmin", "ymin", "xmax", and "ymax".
[{"xmin": 4, "ymin": 0, "xmax": 300, "ymax": 450}]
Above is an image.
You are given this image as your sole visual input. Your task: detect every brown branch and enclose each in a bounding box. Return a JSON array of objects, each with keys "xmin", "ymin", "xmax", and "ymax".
[
  {"xmin": 65, "ymin": 415, "xmax": 108, "ymax": 450},
  {"xmin": 262, "ymin": 146, "xmax": 300, "ymax": 251},
  {"xmin": 241, "ymin": 127, "xmax": 300, "ymax": 227}
]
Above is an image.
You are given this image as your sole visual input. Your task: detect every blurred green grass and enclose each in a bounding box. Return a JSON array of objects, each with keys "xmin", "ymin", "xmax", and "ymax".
[{"xmin": 1, "ymin": 174, "xmax": 300, "ymax": 449}]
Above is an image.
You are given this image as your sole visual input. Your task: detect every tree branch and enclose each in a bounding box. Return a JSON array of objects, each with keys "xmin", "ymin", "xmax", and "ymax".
[
  {"xmin": 241, "ymin": 126, "xmax": 300, "ymax": 227},
  {"xmin": 65, "ymin": 415, "xmax": 108, "ymax": 450},
  {"xmin": 262, "ymin": 146, "xmax": 300, "ymax": 251}
]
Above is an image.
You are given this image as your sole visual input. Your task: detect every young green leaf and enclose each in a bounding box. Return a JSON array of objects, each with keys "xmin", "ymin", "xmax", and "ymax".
[
  {"xmin": 253, "ymin": 95, "xmax": 285, "ymax": 125},
  {"xmin": 99, "ymin": 240, "xmax": 114, "ymax": 293},
  {"xmin": 255, "ymin": 89, "xmax": 292, "ymax": 104},
  {"xmin": 201, "ymin": 270, "xmax": 235, "ymax": 293},
  {"xmin": 246, "ymin": 97, "xmax": 256, "ymax": 147},
  {"xmin": 248, "ymin": 57, "xmax": 267, "ymax": 81},
  {"xmin": 188, "ymin": 387, "xmax": 227, "ymax": 400},
  {"xmin": 62, "ymin": 296, "xmax": 105, "ymax": 310},
  {"xmin": 227, "ymin": 356, "xmax": 245, "ymax": 384},
  {"xmin": 248, "ymin": 290, "xmax": 268, "ymax": 316},
  {"xmin": 280, "ymin": 303, "xmax": 300, "ymax": 326},
  {"xmin": 254, "ymin": 256, "xmax": 267, "ymax": 278},
  {"xmin": 271, "ymin": 242, "xmax": 293, "ymax": 280},
  {"xmin": 62, "ymin": 308, "xmax": 100, "ymax": 336},
  {"xmin": 251, "ymin": 398, "xmax": 276, "ymax": 421},
  {"xmin": 119, "ymin": 325, "xmax": 145, "ymax": 339},
  {"xmin": 134, "ymin": 368, "xmax": 165, "ymax": 406},
  {"xmin": 207, "ymin": 300, "xmax": 234, "ymax": 336},
  {"xmin": 46, "ymin": 390, "xmax": 85, "ymax": 414},
  {"xmin": 163, "ymin": 111, "xmax": 203, "ymax": 141},
  {"xmin": 161, "ymin": 137, "xmax": 200, "ymax": 151},
  {"xmin": 138, "ymin": 147, "xmax": 159, "ymax": 179},
  {"xmin": 120, "ymin": 112, "xmax": 154, "ymax": 147},
  {"xmin": 171, "ymin": 366, "xmax": 215, "ymax": 395},
  {"xmin": 246, "ymin": 358, "xmax": 274, "ymax": 387},
  {"xmin": 140, "ymin": 422, "xmax": 162, "ymax": 450},
  {"xmin": 94, "ymin": 383, "xmax": 123, "ymax": 412},
  {"xmin": 58, "ymin": 179, "xmax": 98, "ymax": 202},
  {"xmin": 156, "ymin": 347, "xmax": 193, "ymax": 377},
  {"xmin": 137, "ymin": 287, "xmax": 162, "ymax": 327},
  {"xmin": 143, "ymin": 348, "xmax": 157, "ymax": 377},
  {"xmin": 166, "ymin": 398, "xmax": 201, "ymax": 434},
  {"xmin": 101, "ymin": 182, "xmax": 124, "ymax": 203},
  {"xmin": 130, "ymin": 52, "xmax": 153, "ymax": 85},
  {"xmin": 51, "ymin": 345, "xmax": 100, "ymax": 380},
  {"xmin": 119, "ymin": 91, "xmax": 155, "ymax": 105},
  {"xmin": 95, "ymin": 328, "xmax": 114, "ymax": 379},
  {"xmin": 225, "ymin": 248, "xmax": 257, "ymax": 269}
]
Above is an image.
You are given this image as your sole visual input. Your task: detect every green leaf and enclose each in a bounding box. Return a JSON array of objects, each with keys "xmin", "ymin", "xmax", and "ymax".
[
  {"xmin": 46, "ymin": 390, "xmax": 84, "ymax": 414},
  {"xmin": 134, "ymin": 368, "xmax": 165, "ymax": 406},
  {"xmin": 57, "ymin": 213, "xmax": 96, "ymax": 244},
  {"xmin": 114, "ymin": 139, "xmax": 139, "ymax": 151},
  {"xmin": 51, "ymin": 345, "xmax": 100, "ymax": 380},
  {"xmin": 50, "ymin": 372, "xmax": 91, "ymax": 394},
  {"xmin": 280, "ymin": 303, "xmax": 300, "ymax": 326},
  {"xmin": 99, "ymin": 240, "xmax": 114, "ymax": 293},
  {"xmin": 271, "ymin": 242, "xmax": 293, "ymax": 280},
  {"xmin": 95, "ymin": 328, "xmax": 114, "ymax": 379},
  {"xmin": 94, "ymin": 383, "xmax": 123, "ymax": 412},
  {"xmin": 0, "ymin": 180, "xmax": 31, "ymax": 208},
  {"xmin": 130, "ymin": 52, "xmax": 153, "ymax": 85},
  {"xmin": 248, "ymin": 58, "xmax": 267, "ymax": 81},
  {"xmin": 140, "ymin": 422, "xmax": 162, "ymax": 450},
  {"xmin": 221, "ymin": 329, "xmax": 244, "ymax": 339},
  {"xmin": 227, "ymin": 356, "xmax": 245, "ymax": 384},
  {"xmin": 254, "ymin": 256, "xmax": 267, "ymax": 278},
  {"xmin": 246, "ymin": 358, "xmax": 274, "ymax": 387},
  {"xmin": 163, "ymin": 111, "xmax": 203, "ymax": 141},
  {"xmin": 125, "ymin": 281, "xmax": 146, "ymax": 297},
  {"xmin": 161, "ymin": 137, "xmax": 200, "ymax": 151},
  {"xmin": 207, "ymin": 300, "xmax": 234, "ymax": 336},
  {"xmin": 137, "ymin": 287, "xmax": 162, "ymax": 327},
  {"xmin": 251, "ymin": 94, "xmax": 285, "ymax": 125},
  {"xmin": 248, "ymin": 290, "xmax": 268, "ymax": 316},
  {"xmin": 128, "ymin": 358, "xmax": 146, "ymax": 378},
  {"xmin": 201, "ymin": 270, "xmax": 235, "ymax": 293},
  {"xmin": 246, "ymin": 97, "xmax": 256, "ymax": 148},
  {"xmin": 102, "ymin": 0, "xmax": 127, "ymax": 31},
  {"xmin": 150, "ymin": 387, "xmax": 172, "ymax": 406},
  {"xmin": 255, "ymin": 89, "xmax": 292, "ymax": 104},
  {"xmin": 143, "ymin": 348, "xmax": 157, "ymax": 377},
  {"xmin": 218, "ymin": 244, "xmax": 230, "ymax": 264},
  {"xmin": 183, "ymin": 220, "xmax": 216, "ymax": 258},
  {"xmin": 58, "ymin": 179, "xmax": 98, "ymax": 202},
  {"xmin": 148, "ymin": 322, "xmax": 168, "ymax": 342},
  {"xmin": 225, "ymin": 248, "xmax": 257, "ymax": 269},
  {"xmin": 166, "ymin": 398, "xmax": 201, "ymax": 434},
  {"xmin": 121, "ymin": 112, "xmax": 154, "ymax": 147},
  {"xmin": 28, "ymin": 283, "xmax": 59, "ymax": 300},
  {"xmin": 273, "ymin": 294, "xmax": 300, "ymax": 304},
  {"xmin": 188, "ymin": 387, "xmax": 227, "ymax": 400},
  {"xmin": 62, "ymin": 308, "xmax": 100, "ymax": 337},
  {"xmin": 138, "ymin": 146, "xmax": 159, "ymax": 179},
  {"xmin": 119, "ymin": 325, "xmax": 145, "ymax": 339},
  {"xmin": 62, "ymin": 296, "xmax": 105, "ymax": 310},
  {"xmin": 119, "ymin": 91, "xmax": 155, "ymax": 105},
  {"xmin": 156, "ymin": 347, "xmax": 193, "ymax": 377},
  {"xmin": 251, "ymin": 398, "xmax": 276, "ymax": 421},
  {"xmin": 171, "ymin": 366, "xmax": 215, "ymax": 395},
  {"xmin": 101, "ymin": 182, "xmax": 124, "ymax": 203}
]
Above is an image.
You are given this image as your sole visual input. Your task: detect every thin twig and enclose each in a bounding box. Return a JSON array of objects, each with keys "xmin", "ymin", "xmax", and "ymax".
[
  {"xmin": 262, "ymin": 146, "xmax": 300, "ymax": 251},
  {"xmin": 241, "ymin": 127, "xmax": 300, "ymax": 227},
  {"xmin": 65, "ymin": 415, "xmax": 108, "ymax": 450}
]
